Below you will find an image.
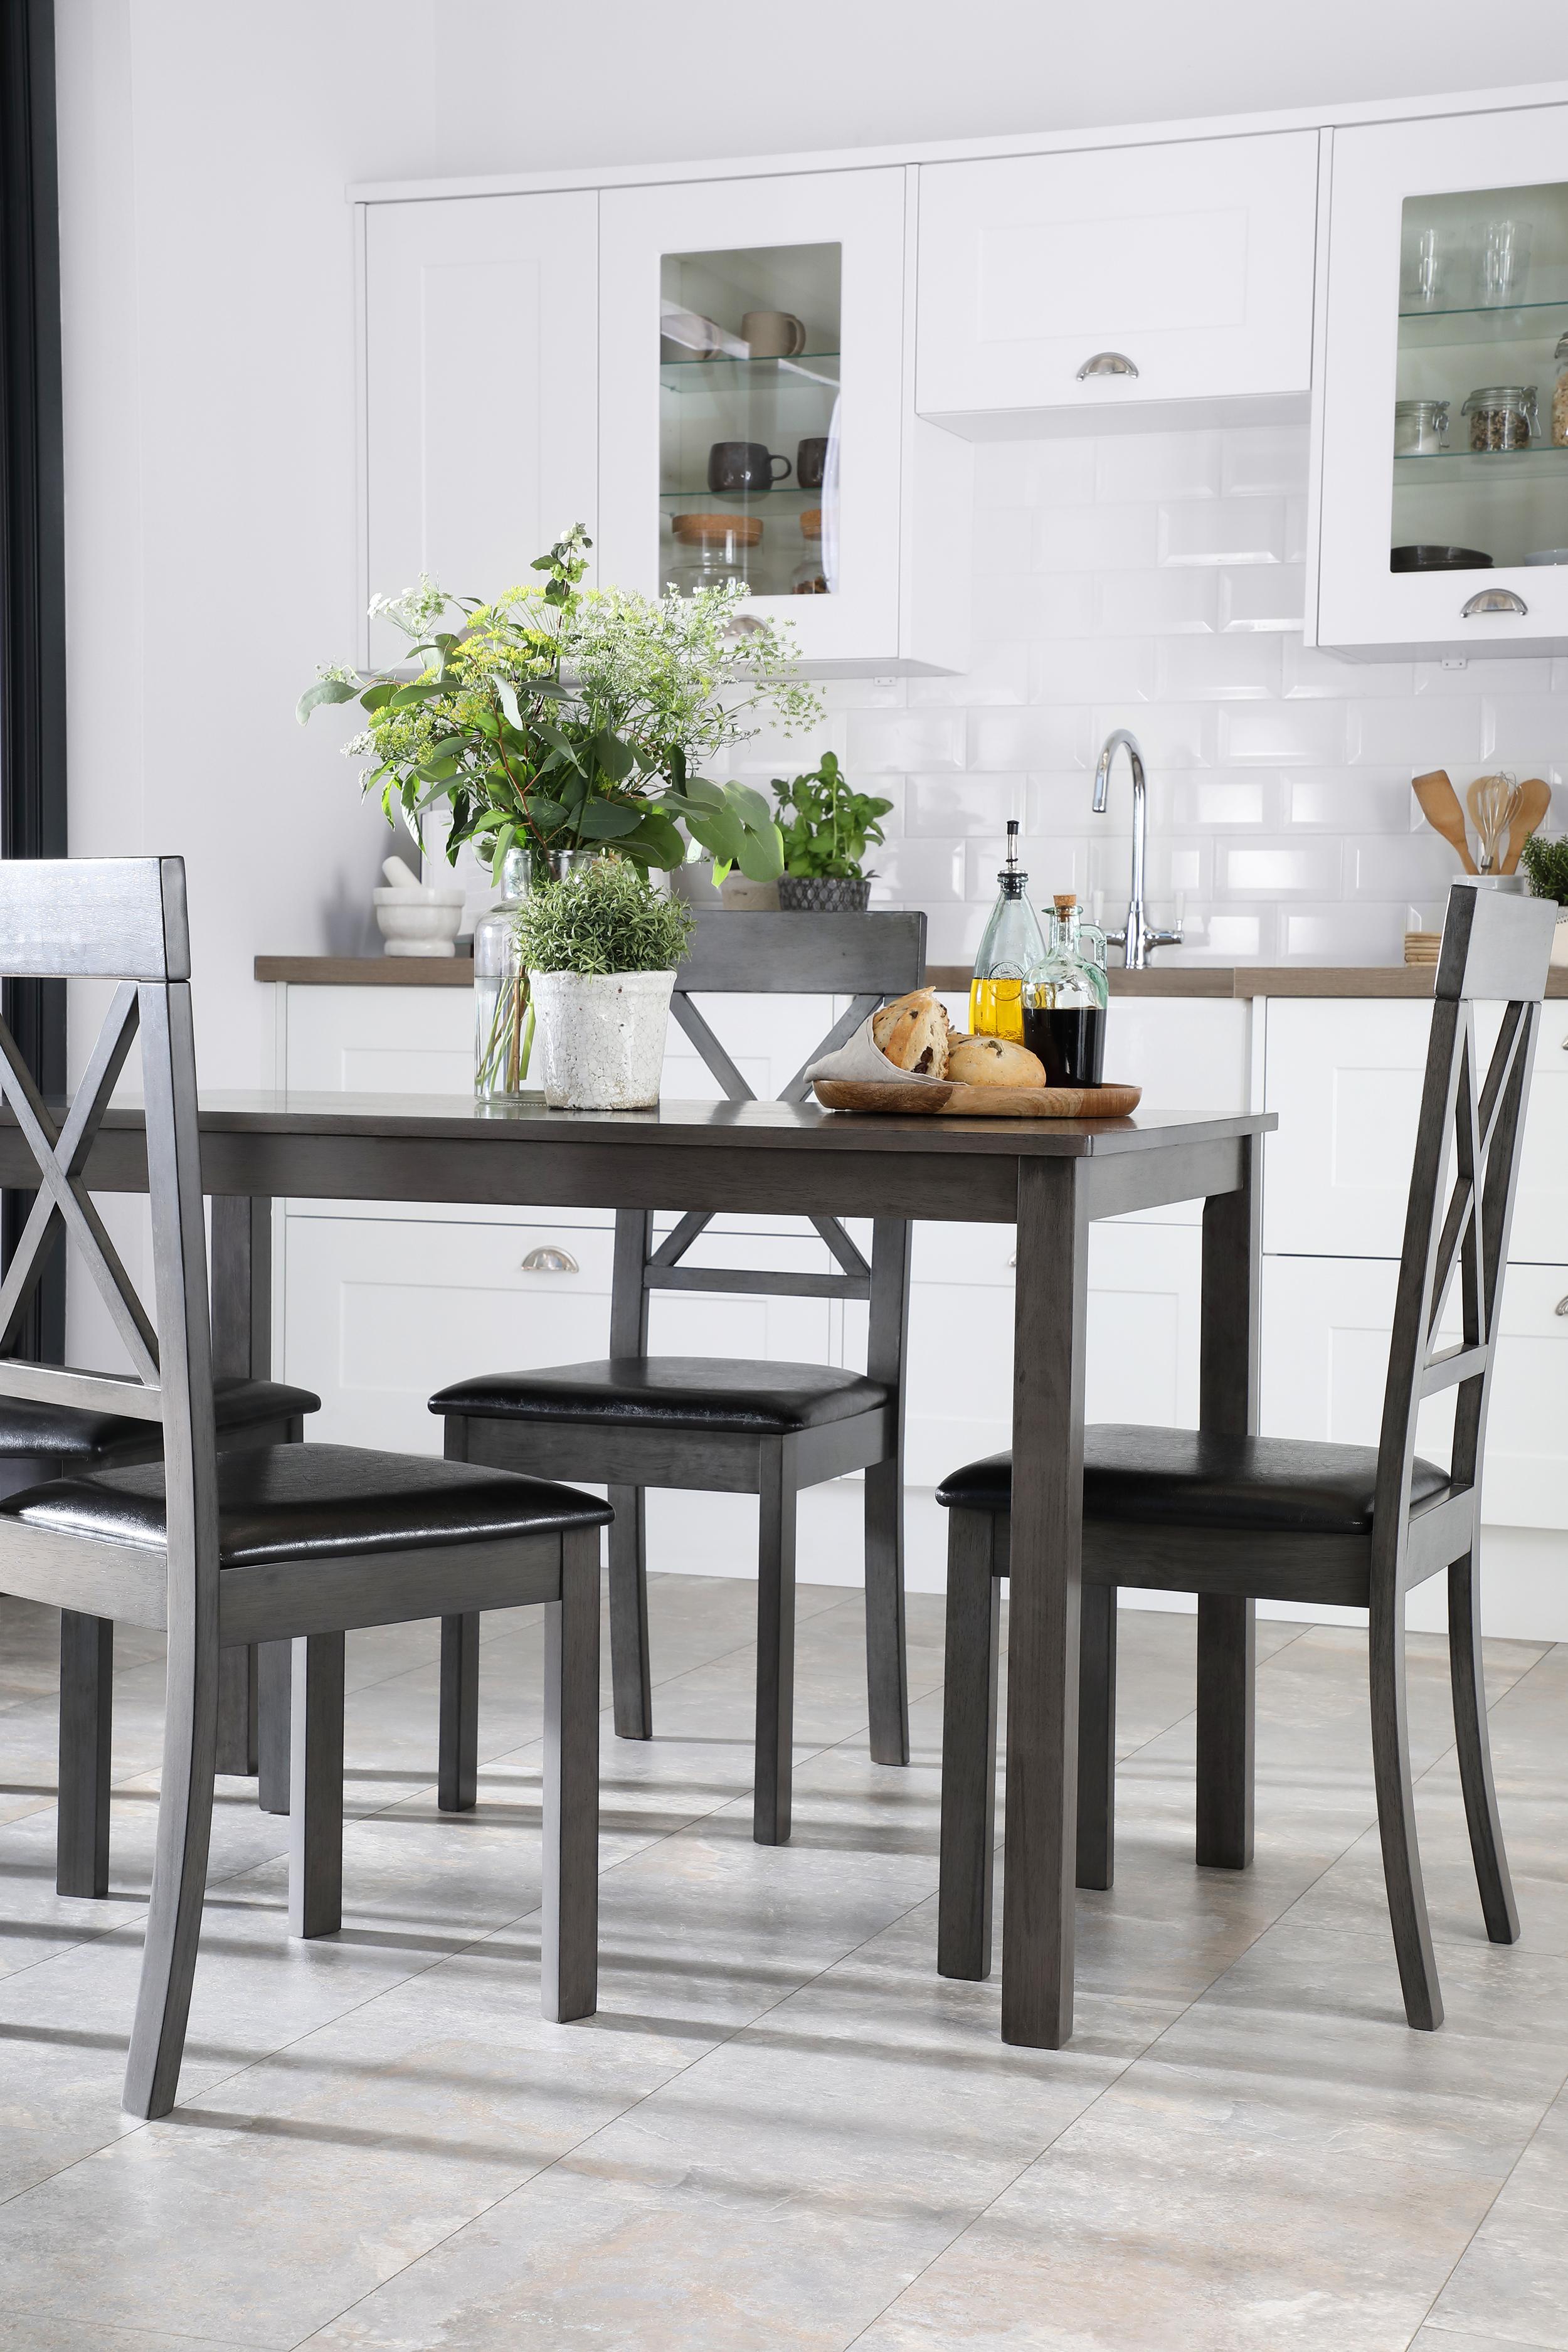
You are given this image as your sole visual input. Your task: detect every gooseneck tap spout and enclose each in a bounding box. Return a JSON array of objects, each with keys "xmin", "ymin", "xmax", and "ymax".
[{"xmin": 1092, "ymin": 728, "xmax": 1183, "ymax": 970}]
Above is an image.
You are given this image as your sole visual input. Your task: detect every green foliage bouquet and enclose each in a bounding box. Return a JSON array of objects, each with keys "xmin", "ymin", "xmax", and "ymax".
[{"xmin": 300, "ymin": 526, "xmax": 820, "ymax": 884}]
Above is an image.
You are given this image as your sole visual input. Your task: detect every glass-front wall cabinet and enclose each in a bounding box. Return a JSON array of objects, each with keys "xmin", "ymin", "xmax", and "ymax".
[
  {"xmin": 600, "ymin": 167, "xmax": 964, "ymax": 671},
  {"xmin": 660, "ymin": 243, "xmax": 841, "ymax": 603},
  {"xmin": 1317, "ymin": 106, "xmax": 1568, "ymax": 655}
]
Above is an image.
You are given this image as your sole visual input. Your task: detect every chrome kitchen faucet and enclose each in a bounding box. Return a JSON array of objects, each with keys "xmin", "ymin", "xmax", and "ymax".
[{"xmin": 1092, "ymin": 729, "xmax": 1183, "ymax": 970}]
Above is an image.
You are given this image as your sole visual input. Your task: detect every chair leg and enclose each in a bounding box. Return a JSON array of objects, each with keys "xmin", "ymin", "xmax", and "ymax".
[
  {"xmin": 1449, "ymin": 1548, "xmax": 1520, "ymax": 1946},
  {"xmin": 607, "ymin": 1484, "xmax": 652, "ymax": 1741},
  {"xmin": 1196, "ymin": 1593, "xmax": 1255, "ymax": 1870},
  {"xmin": 438, "ymin": 1613, "xmax": 480, "ymax": 1811},
  {"xmin": 864, "ymin": 1456, "xmax": 909, "ymax": 1767},
  {"xmin": 215, "ymin": 1643, "xmax": 258, "ymax": 1776},
  {"xmin": 58, "ymin": 1612, "xmax": 113, "ymax": 1899},
  {"xmin": 289, "ymin": 1634, "xmax": 344, "ymax": 1939},
  {"xmin": 753, "ymin": 1436, "xmax": 799, "ymax": 1846},
  {"xmin": 1076, "ymin": 1582, "xmax": 1118, "ymax": 1893},
  {"xmin": 122, "ymin": 1618, "xmax": 220, "ymax": 2121},
  {"xmin": 1369, "ymin": 1591, "xmax": 1443, "ymax": 2030},
  {"xmin": 542, "ymin": 1525, "xmax": 600, "ymax": 2023},
  {"xmin": 938, "ymin": 1508, "xmax": 1000, "ymax": 1979},
  {"xmin": 257, "ymin": 1639, "xmax": 292, "ymax": 1814}
]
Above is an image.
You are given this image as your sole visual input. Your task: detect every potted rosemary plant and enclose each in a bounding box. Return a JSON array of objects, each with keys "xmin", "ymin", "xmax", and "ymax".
[
  {"xmin": 517, "ymin": 857, "xmax": 695, "ymax": 1110},
  {"xmin": 1520, "ymin": 832, "xmax": 1568, "ymax": 966},
  {"xmin": 772, "ymin": 753, "xmax": 893, "ymax": 912}
]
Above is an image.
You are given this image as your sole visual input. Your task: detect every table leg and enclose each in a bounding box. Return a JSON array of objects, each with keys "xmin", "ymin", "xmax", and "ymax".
[
  {"xmin": 211, "ymin": 1196, "xmax": 273, "ymax": 1781},
  {"xmin": 1196, "ymin": 1136, "xmax": 1261, "ymax": 1870},
  {"xmin": 1002, "ymin": 1158, "xmax": 1088, "ymax": 2049}
]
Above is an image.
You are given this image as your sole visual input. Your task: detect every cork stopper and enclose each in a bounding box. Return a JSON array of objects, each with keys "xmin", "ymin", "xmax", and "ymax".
[{"xmin": 1052, "ymin": 893, "xmax": 1078, "ymax": 913}]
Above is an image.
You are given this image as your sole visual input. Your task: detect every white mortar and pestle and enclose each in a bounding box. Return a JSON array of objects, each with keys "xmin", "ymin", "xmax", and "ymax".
[{"xmin": 372, "ymin": 856, "xmax": 467, "ymax": 956}]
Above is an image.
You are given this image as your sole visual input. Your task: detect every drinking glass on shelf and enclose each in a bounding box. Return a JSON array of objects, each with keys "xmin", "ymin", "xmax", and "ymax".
[
  {"xmin": 1401, "ymin": 226, "xmax": 1446, "ymax": 310},
  {"xmin": 1480, "ymin": 218, "xmax": 1532, "ymax": 306}
]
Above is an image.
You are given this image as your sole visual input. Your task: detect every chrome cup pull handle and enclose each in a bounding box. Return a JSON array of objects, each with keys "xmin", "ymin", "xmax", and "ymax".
[
  {"xmin": 1555, "ymin": 1295, "xmax": 1568, "ymax": 1318},
  {"xmin": 1076, "ymin": 351, "xmax": 1139, "ymax": 380},
  {"xmin": 520, "ymin": 1246, "xmax": 578, "ymax": 1273},
  {"xmin": 1461, "ymin": 588, "xmax": 1528, "ymax": 618}
]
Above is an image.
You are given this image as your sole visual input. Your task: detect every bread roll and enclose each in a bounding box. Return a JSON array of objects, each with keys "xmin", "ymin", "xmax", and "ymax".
[
  {"xmin": 946, "ymin": 1034, "xmax": 1046, "ymax": 1088},
  {"xmin": 872, "ymin": 987, "xmax": 952, "ymax": 1078}
]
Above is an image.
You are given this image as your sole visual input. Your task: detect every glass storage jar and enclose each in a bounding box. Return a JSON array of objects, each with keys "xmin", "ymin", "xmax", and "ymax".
[
  {"xmin": 1394, "ymin": 398, "xmax": 1449, "ymax": 456},
  {"xmin": 1461, "ymin": 384, "xmax": 1539, "ymax": 452},
  {"xmin": 790, "ymin": 509, "xmax": 829, "ymax": 594},
  {"xmin": 1553, "ymin": 336, "xmax": 1568, "ymax": 448},
  {"xmin": 668, "ymin": 512, "xmax": 761, "ymax": 596}
]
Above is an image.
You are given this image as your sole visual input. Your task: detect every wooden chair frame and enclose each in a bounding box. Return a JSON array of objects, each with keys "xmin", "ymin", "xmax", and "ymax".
[
  {"xmin": 438, "ymin": 910, "xmax": 924, "ymax": 1845},
  {"xmin": 0, "ymin": 859, "xmax": 599, "ymax": 2118},
  {"xmin": 936, "ymin": 884, "xmax": 1559, "ymax": 2029}
]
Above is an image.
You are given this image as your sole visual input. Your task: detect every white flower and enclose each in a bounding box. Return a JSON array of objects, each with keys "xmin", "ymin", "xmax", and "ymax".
[{"xmin": 366, "ymin": 575, "xmax": 451, "ymax": 640}]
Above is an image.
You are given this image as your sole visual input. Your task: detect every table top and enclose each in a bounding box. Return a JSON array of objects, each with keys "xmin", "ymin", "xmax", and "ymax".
[{"xmin": 122, "ymin": 1090, "xmax": 1275, "ymax": 1162}]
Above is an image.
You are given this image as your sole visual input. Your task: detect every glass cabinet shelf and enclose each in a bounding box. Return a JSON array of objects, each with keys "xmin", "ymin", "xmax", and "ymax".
[
  {"xmin": 1393, "ymin": 445, "xmax": 1568, "ymax": 478},
  {"xmin": 660, "ymin": 486, "xmax": 824, "ymax": 506},
  {"xmin": 1398, "ymin": 297, "xmax": 1568, "ymax": 347},
  {"xmin": 660, "ymin": 351, "xmax": 840, "ymax": 394}
]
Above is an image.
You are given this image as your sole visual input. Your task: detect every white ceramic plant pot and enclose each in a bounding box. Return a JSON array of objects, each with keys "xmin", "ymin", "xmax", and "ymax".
[{"xmin": 529, "ymin": 969, "xmax": 676, "ymax": 1110}]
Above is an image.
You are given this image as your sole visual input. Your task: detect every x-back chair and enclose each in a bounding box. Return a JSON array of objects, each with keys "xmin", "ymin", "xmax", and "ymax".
[
  {"xmin": 0, "ymin": 859, "xmax": 607, "ymax": 2117},
  {"xmin": 430, "ymin": 910, "xmax": 925, "ymax": 1846},
  {"xmin": 935, "ymin": 883, "xmax": 1557, "ymax": 2031}
]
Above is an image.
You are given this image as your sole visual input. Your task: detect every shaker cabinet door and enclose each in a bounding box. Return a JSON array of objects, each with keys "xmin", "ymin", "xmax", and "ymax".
[
  {"xmin": 1315, "ymin": 104, "xmax": 1568, "ymax": 657},
  {"xmin": 915, "ymin": 131, "xmax": 1319, "ymax": 432},
  {"xmin": 362, "ymin": 193, "xmax": 599, "ymax": 667}
]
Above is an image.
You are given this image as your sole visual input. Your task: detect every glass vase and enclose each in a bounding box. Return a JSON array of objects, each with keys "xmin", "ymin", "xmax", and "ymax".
[{"xmin": 473, "ymin": 847, "xmax": 534, "ymax": 1104}]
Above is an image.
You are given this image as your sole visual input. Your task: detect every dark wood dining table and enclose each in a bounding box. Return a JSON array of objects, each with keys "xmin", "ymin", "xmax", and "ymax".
[{"xmin": 2, "ymin": 1088, "xmax": 1273, "ymax": 2048}]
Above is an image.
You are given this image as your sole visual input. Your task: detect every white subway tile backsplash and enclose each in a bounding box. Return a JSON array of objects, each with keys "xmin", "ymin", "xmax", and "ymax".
[
  {"xmin": 822, "ymin": 421, "xmax": 1567, "ymax": 965},
  {"xmin": 1159, "ymin": 499, "xmax": 1285, "ymax": 567},
  {"xmin": 1221, "ymin": 425, "xmax": 1311, "ymax": 497},
  {"xmin": 1219, "ymin": 565, "xmax": 1305, "ymax": 632},
  {"xmin": 1155, "ymin": 633, "xmax": 1282, "ymax": 701},
  {"xmin": 1094, "ymin": 432, "xmax": 1221, "ymax": 504},
  {"xmin": 1219, "ymin": 701, "xmax": 1347, "ymax": 765},
  {"xmin": 1096, "ymin": 568, "xmax": 1216, "ymax": 636}
]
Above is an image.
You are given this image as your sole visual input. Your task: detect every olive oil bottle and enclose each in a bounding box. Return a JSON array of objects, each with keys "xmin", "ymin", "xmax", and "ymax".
[{"xmin": 968, "ymin": 821, "xmax": 1046, "ymax": 1042}]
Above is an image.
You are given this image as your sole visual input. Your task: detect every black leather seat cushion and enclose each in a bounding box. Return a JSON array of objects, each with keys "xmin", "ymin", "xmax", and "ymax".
[
  {"xmin": 935, "ymin": 1424, "xmax": 1451, "ymax": 1537},
  {"xmin": 431, "ymin": 1357, "xmax": 889, "ymax": 1437},
  {"xmin": 0, "ymin": 1443, "xmax": 612, "ymax": 1568},
  {"xmin": 0, "ymin": 1376, "xmax": 320, "ymax": 1461}
]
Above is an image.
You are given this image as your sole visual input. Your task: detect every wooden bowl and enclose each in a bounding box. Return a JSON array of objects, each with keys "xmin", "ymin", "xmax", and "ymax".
[{"xmin": 671, "ymin": 511, "xmax": 763, "ymax": 546}]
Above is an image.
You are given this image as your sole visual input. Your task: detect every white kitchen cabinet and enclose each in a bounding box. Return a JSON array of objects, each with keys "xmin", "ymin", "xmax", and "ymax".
[
  {"xmin": 915, "ymin": 132, "xmax": 1320, "ymax": 437},
  {"xmin": 1315, "ymin": 104, "xmax": 1568, "ymax": 658},
  {"xmin": 597, "ymin": 168, "xmax": 969, "ymax": 674},
  {"xmin": 896, "ymin": 1221, "xmax": 1203, "ymax": 1473},
  {"xmin": 1263, "ymin": 997, "xmax": 1568, "ymax": 1264},
  {"xmin": 361, "ymin": 193, "xmax": 600, "ymax": 668},
  {"xmin": 1263, "ymin": 1254, "xmax": 1568, "ymax": 1531}
]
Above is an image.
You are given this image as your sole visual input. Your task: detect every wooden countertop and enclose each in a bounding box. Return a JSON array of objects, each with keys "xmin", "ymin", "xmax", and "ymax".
[{"xmin": 255, "ymin": 955, "xmax": 1568, "ymax": 999}]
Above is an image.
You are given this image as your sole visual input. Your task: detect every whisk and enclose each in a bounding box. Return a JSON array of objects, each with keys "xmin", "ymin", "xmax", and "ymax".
[{"xmin": 1467, "ymin": 771, "xmax": 1522, "ymax": 874}]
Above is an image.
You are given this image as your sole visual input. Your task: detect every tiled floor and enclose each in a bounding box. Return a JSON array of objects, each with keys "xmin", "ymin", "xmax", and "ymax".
[{"xmin": 0, "ymin": 1576, "xmax": 1564, "ymax": 2350}]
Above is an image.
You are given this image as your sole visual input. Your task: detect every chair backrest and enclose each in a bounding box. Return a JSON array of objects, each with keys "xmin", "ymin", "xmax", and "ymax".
[
  {"xmin": 609, "ymin": 910, "xmax": 926, "ymax": 1370},
  {"xmin": 0, "ymin": 857, "xmax": 217, "ymax": 1595},
  {"xmin": 1374, "ymin": 883, "xmax": 1559, "ymax": 1572}
]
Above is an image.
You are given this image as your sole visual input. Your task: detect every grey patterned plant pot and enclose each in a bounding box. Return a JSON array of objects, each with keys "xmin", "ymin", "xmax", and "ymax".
[{"xmin": 776, "ymin": 876, "xmax": 872, "ymax": 913}]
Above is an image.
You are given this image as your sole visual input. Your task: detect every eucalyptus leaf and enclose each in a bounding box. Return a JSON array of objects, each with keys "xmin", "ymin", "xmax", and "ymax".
[
  {"xmin": 575, "ymin": 799, "xmax": 644, "ymax": 840},
  {"xmin": 295, "ymin": 676, "xmax": 360, "ymax": 723}
]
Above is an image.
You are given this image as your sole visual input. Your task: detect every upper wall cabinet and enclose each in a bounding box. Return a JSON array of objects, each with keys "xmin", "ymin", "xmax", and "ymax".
[
  {"xmin": 1315, "ymin": 104, "xmax": 1568, "ymax": 659},
  {"xmin": 914, "ymin": 131, "xmax": 1320, "ymax": 438},
  {"xmin": 361, "ymin": 194, "xmax": 600, "ymax": 668},
  {"xmin": 597, "ymin": 169, "xmax": 970, "ymax": 675}
]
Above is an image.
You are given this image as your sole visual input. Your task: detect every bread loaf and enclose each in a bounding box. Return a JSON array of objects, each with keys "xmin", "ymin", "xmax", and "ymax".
[
  {"xmin": 872, "ymin": 987, "xmax": 953, "ymax": 1078},
  {"xmin": 946, "ymin": 1035, "xmax": 1046, "ymax": 1088}
]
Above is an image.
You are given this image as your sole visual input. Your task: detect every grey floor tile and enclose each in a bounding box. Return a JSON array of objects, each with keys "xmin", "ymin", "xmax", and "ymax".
[{"xmin": 1422, "ymin": 2081, "xmax": 1568, "ymax": 2349}]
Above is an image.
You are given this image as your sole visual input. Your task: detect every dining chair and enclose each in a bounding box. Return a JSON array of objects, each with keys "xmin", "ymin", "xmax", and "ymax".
[
  {"xmin": 429, "ymin": 909, "xmax": 924, "ymax": 1846},
  {"xmin": 0, "ymin": 856, "xmax": 608, "ymax": 2118},
  {"xmin": 933, "ymin": 882, "xmax": 1558, "ymax": 2031}
]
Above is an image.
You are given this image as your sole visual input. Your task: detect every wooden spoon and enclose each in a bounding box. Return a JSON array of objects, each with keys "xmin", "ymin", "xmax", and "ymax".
[
  {"xmin": 1412, "ymin": 770, "xmax": 1478, "ymax": 874},
  {"xmin": 1499, "ymin": 776, "xmax": 1552, "ymax": 874}
]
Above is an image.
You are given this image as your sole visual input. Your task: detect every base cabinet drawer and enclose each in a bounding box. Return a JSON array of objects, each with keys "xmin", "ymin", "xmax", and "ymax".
[
  {"xmin": 901, "ymin": 1223, "xmax": 1202, "ymax": 1474},
  {"xmin": 1261, "ymin": 1254, "xmax": 1568, "ymax": 1530}
]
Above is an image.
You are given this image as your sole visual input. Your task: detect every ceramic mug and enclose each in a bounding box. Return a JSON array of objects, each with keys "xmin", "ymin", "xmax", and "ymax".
[
  {"xmin": 741, "ymin": 308, "xmax": 807, "ymax": 358},
  {"xmin": 708, "ymin": 440, "xmax": 792, "ymax": 494},
  {"xmin": 797, "ymin": 435, "xmax": 830, "ymax": 490}
]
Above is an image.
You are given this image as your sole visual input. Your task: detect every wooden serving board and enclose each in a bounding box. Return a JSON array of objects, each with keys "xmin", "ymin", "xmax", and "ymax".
[{"xmin": 812, "ymin": 1078, "xmax": 1142, "ymax": 1119}]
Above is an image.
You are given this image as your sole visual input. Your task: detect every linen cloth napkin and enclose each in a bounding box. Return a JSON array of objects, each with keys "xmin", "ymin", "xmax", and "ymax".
[{"xmin": 805, "ymin": 1011, "xmax": 948, "ymax": 1087}]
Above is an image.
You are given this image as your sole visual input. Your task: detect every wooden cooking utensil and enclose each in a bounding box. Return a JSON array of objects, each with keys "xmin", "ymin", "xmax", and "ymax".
[
  {"xmin": 1500, "ymin": 776, "xmax": 1552, "ymax": 874},
  {"xmin": 1412, "ymin": 770, "xmax": 1478, "ymax": 874}
]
